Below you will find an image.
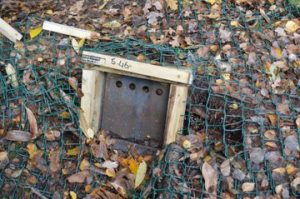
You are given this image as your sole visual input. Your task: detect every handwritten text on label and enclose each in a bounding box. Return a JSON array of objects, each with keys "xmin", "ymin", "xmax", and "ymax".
[{"xmin": 82, "ymin": 54, "xmax": 132, "ymax": 69}]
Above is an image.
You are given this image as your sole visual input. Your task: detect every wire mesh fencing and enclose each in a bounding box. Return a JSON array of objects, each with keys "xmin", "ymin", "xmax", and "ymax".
[{"xmin": 0, "ymin": 0, "xmax": 300, "ymax": 198}]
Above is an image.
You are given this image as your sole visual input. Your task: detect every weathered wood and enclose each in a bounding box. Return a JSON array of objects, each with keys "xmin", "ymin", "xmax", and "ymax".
[
  {"xmin": 0, "ymin": 18, "xmax": 22, "ymax": 43},
  {"xmin": 80, "ymin": 70, "xmax": 105, "ymax": 138},
  {"xmin": 164, "ymin": 84, "xmax": 189, "ymax": 145},
  {"xmin": 42, "ymin": 21, "xmax": 100, "ymax": 40},
  {"xmin": 81, "ymin": 51, "xmax": 193, "ymax": 85}
]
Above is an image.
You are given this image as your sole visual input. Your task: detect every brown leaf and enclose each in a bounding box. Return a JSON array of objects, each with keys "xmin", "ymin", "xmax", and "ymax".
[
  {"xmin": 0, "ymin": 151, "xmax": 9, "ymax": 169},
  {"xmin": 220, "ymin": 159, "xmax": 231, "ymax": 177},
  {"xmin": 5, "ymin": 130, "xmax": 31, "ymax": 142},
  {"xmin": 67, "ymin": 171, "xmax": 90, "ymax": 183},
  {"xmin": 167, "ymin": 0, "xmax": 178, "ymax": 10},
  {"xmin": 111, "ymin": 169, "xmax": 135, "ymax": 197},
  {"xmin": 242, "ymin": 182, "xmax": 255, "ymax": 192},
  {"xmin": 202, "ymin": 162, "xmax": 217, "ymax": 194},
  {"xmin": 267, "ymin": 114, "xmax": 277, "ymax": 126},
  {"xmin": 277, "ymin": 103, "xmax": 290, "ymax": 115},
  {"xmin": 25, "ymin": 106, "xmax": 39, "ymax": 138},
  {"xmin": 49, "ymin": 149, "xmax": 60, "ymax": 173}
]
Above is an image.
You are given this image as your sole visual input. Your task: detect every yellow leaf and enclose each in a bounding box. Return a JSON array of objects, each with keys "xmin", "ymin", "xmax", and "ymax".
[
  {"xmin": 271, "ymin": 47, "xmax": 283, "ymax": 60},
  {"xmin": 230, "ymin": 21, "xmax": 239, "ymax": 27},
  {"xmin": 167, "ymin": 0, "xmax": 178, "ymax": 10},
  {"xmin": 105, "ymin": 168, "xmax": 116, "ymax": 178},
  {"xmin": 60, "ymin": 111, "xmax": 70, "ymax": 119},
  {"xmin": 285, "ymin": 21, "xmax": 299, "ymax": 34},
  {"xmin": 80, "ymin": 159, "xmax": 90, "ymax": 171},
  {"xmin": 182, "ymin": 140, "xmax": 191, "ymax": 149},
  {"xmin": 128, "ymin": 158, "xmax": 139, "ymax": 175},
  {"xmin": 267, "ymin": 114, "xmax": 277, "ymax": 126},
  {"xmin": 27, "ymin": 143, "xmax": 38, "ymax": 160},
  {"xmin": 70, "ymin": 191, "xmax": 77, "ymax": 199},
  {"xmin": 265, "ymin": 142, "xmax": 277, "ymax": 149},
  {"xmin": 206, "ymin": 0, "xmax": 216, "ymax": 4},
  {"xmin": 222, "ymin": 73, "xmax": 231, "ymax": 80},
  {"xmin": 67, "ymin": 147, "xmax": 80, "ymax": 156},
  {"xmin": 46, "ymin": 10, "xmax": 53, "ymax": 15},
  {"xmin": 71, "ymin": 38, "xmax": 85, "ymax": 53},
  {"xmin": 103, "ymin": 20, "xmax": 121, "ymax": 29},
  {"xmin": 135, "ymin": 161, "xmax": 147, "ymax": 188},
  {"xmin": 29, "ymin": 27, "xmax": 42, "ymax": 39},
  {"xmin": 286, "ymin": 164, "xmax": 297, "ymax": 175},
  {"xmin": 273, "ymin": 167, "xmax": 286, "ymax": 174}
]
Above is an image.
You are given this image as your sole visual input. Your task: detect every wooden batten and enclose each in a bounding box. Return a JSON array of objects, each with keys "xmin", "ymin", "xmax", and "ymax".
[
  {"xmin": 164, "ymin": 84, "xmax": 188, "ymax": 145},
  {"xmin": 42, "ymin": 21, "xmax": 100, "ymax": 40},
  {"xmin": 80, "ymin": 69, "xmax": 105, "ymax": 137},
  {"xmin": 0, "ymin": 18, "xmax": 22, "ymax": 43},
  {"xmin": 81, "ymin": 51, "xmax": 193, "ymax": 85}
]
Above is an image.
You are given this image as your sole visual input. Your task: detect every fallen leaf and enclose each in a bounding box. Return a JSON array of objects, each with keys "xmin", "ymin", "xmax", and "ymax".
[
  {"xmin": 265, "ymin": 142, "xmax": 277, "ymax": 149},
  {"xmin": 296, "ymin": 117, "xmax": 300, "ymax": 128},
  {"xmin": 67, "ymin": 171, "xmax": 89, "ymax": 183},
  {"xmin": 242, "ymin": 182, "xmax": 255, "ymax": 192},
  {"xmin": 27, "ymin": 143, "xmax": 39, "ymax": 160},
  {"xmin": 202, "ymin": 162, "xmax": 217, "ymax": 193},
  {"xmin": 106, "ymin": 168, "xmax": 116, "ymax": 178},
  {"xmin": 5, "ymin": 63, "xmax": 18, "ymax": 88},
  {"xmin": 29, "ymin": 27, "xmax": 42, "ymax": 39},
  {"xmin": 103, "ymin": 20, "xmax": 121, "ymax": 29},
  {"xmin": 182, "ymin": 140, "xmax": 191, "ymax": 149},
  {"xmin": 70, "ymin": 191, "xmax": 77, "ymax": 199},
  {"xmin": 291, "ymin": 177, "xmax": 300, "ymax": 191},
  {"xmin": 25, "ymin": 106, "xmax": 39, "ymax": 138},
  {"xmin": 80, "ymin": 159, "xmax": 90, "ymax": 171},
  {"xmin": 102, "ymin": 161, "xmax": 119, "ymax": 170},
  {"xmin": 277, "ymin": 103, "xmax": 290, "ymax": 115},
  {"xmin": 250, "ymin": 148, "xmax": 265, "ymax": 164},
  {"xmin": 220, "ymin": 159, "xmax": 231, "ymax": 177},
  {"xmin": 71, "ymin": 38, "xmax": 85, "ymax": 53},
  {"xmin": 135, "ymin": 161, "xmax": 147, "ymax": 188},
  {"xmin": 128, "ymin": 158, "xmax": 139, "ymax": 175},
  {"xmin": 49, "ymin": 149, "xmax": 60, "ymax": 173},
  {"xmin": 286, "ymin": 164, "xmax": 297, "ymax": 175},
  {"xmin": 285, "ymin": 21, "xmax": 299, "ymax": 34},
  {"xmin": 167, "ymin": 0, "xmax": 178, "ymax": 10},
  {"xmin": 267, "ymin": 114, "xmax": 277, "ymax": 126},
  {"xmin": 5, "ymin": 130, "xmax": 31, "ymax": 142},
  {"xmin": 264, "ymin": 130, "xmax": 276, "ymax": 139},
  {"xmin": 67, "ymin": 147, "xmax": 80, "ymax": 156},
  {"xmin": 11, "ymin": 169, "xmax": 23, "ymax": 178},
  {"xmin": 206, "ymin": 0, "xmax": 216, "ymax": 4},
  {"xmin": 273, "ymin": 167, "xmax": 286, "ymax": 174},
  {"xmin": 0, "ymin": 151, "xmax": 9, "ymax": 169},
  {"xmin": 271, "ymin": 46, "xmax": 283, "ymax": 59},
  {"xmin": 284, "ymin": 135, "xmax": 299, "ymax": 152}
]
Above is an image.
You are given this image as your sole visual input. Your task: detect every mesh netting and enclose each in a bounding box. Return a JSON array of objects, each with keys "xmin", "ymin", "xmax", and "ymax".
[{"xmin": 1, "ymin": 0, "xmax": 300, "ymax": 198}]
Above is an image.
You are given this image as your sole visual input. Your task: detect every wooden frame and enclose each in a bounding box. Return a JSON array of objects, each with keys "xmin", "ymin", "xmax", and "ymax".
[{"xmin": 80, "ymin": 51, "xmax": 192, "ymax": 146}]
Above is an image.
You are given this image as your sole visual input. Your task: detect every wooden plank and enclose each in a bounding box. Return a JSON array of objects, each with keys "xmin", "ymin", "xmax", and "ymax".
[
  {"xmin": 43, "ymin": 21, "xmax": 100, "ymax": 40},
  {"xmin": 81, "ymin": 51, "xmax": 192, "ymax": 85},
  {"xmin": 80, "ymin": 69, "xmax": 105, "ymax": 138},
  {"xmin": 0, "ymin": 18, "xmax": 22, "ymax": 43},
  {"xmin": 87, "ymin": 65, "xmax": 182, "ymax": 85},
  {"xmin": 164, "ymin": 84, "xmax": 189, "ymax": 145}
]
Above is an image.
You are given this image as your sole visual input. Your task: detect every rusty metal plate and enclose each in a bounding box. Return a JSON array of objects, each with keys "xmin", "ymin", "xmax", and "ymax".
[{"xmin": 101, "ymin": 74, "xmax": 170, "ymax": 148}]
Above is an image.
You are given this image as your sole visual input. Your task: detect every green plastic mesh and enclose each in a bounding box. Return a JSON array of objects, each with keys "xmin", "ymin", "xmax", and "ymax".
[{"xmin": 0, "ymin": 0, "xmax": 300, "ymax": 198}]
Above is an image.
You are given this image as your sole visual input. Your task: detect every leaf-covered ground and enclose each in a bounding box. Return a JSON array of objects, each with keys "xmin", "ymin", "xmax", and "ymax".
[{"xmin": 0, "ymin": 0, "xmax": 300, "ymax": 198}]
